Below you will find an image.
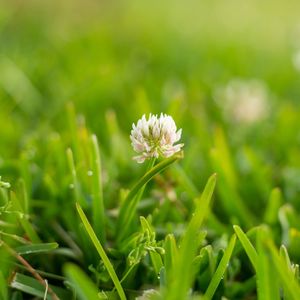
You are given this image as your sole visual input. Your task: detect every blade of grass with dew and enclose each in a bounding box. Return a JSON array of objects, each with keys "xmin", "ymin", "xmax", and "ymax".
[
  {"xmin": 117, "ymin": 153, "xmax": 183, "ymax": 242},
  {"xmin": 233, "ymin": 226, "xmax": 259, "ymax": 257},
  {"xmin": 76, "ymin": 203, "xmax": 126, "ymax": 300},
  {"xmin": 66, "ymin": 148, "xmax": 85, "ymax": 207},
  {"xmin": 64, "ymin": 263, "xmax": 103, "ymax": 300},
  {"xmin": 15, "ymin": 243, "xmax": 58, "ymax": 255},
  {"xmin": 233, "ymin": 225, "xmax": 258, "ymax": 271},
  {"xmin": 90, "ymin": 134, "xmax": 106, "ymax": 244},
  {"xmin": 204, "ymin": 234, "xmax": 237, "ymax": 300},
  {"xmin": 165, "ymin": 173, "xmax": 217, "ymax": 300}
]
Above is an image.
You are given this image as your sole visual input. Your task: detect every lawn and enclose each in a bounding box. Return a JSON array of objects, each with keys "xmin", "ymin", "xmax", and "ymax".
[{"xmin": 1, "ymin": 1, "xmax": 300, "ymax": 299}]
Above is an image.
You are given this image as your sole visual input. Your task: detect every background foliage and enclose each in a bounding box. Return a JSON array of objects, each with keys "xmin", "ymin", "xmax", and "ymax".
[{"xmin": 1, "ymin": 0, "xmax": 300, "ymax": 299}]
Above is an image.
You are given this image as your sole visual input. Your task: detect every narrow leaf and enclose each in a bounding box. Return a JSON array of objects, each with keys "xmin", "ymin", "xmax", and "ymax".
[
  {"xmin": 233, "ymin": 225, "xmax": 258, "ymax": 270},
  {"xmin": 165, "ymin": 174, "xmax": 217, "ymax": 300},
  {"xmin": 64, "ymin": 263, "xmax": 100, "ymax": 300},
  {"xmin": 204, "ymin": 234, "xmax": 236, "ymax": 300},
  {"xmin": 76, "ymin": 203, "xmax": 126, "ymax": 300},
  {"xmin": 90, "ymin": 134, "xmax": 106, "ymax": 244},
  {"xmin": 15, "ymin": 243, "xmax": 58, "ymax": 255}
]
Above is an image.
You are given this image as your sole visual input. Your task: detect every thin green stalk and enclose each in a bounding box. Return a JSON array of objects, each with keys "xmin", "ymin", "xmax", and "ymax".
[
  {"xmin": 233, "ymin": 225, "xmax": 258, "ymax": 271},
  {"xmin": 204, "ymin": 234, "xmax": 236, "ymax": 300},
  {"xmin": 66, "ymin": 148, "xmax": 85, "ymax": 207},
  {"xmin": 117, "ymin": 153, "xmax": 182, "ymax": 242},
  {"xmin": 165, "ymin": 174, "xmax": 217, "ymax": 300},
  {"xmin": 117, "ymin": 157, "xmax": 155, "ymax": 241},
  {"xmin": 76, "ymin": 203, "xmax": 126, "ymax": 300}
]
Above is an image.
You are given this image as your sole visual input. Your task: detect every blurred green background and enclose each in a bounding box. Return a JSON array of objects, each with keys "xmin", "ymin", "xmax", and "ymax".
[
  {"xmin": 1, "ymin": 1, "xmax": 300, "ymax": 298},
  {"xmin": 1, "ymin": 0, "xmax": 300, "ymax": 192}
]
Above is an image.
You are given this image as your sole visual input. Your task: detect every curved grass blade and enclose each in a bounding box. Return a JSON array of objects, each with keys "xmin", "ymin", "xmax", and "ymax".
[
  {"xmin": 233, "ymin": 225, "xmax": 258, "ymax": 271},
  {"xmin": 76, "ymin": 203, "xmax": 126, "ymax": 300},
  {"xmin": 204, "ymin": 234, "xmax": 236, "ymax": 300},
  {"xmin": 117, "ymin": 152, "xmax": 183, "ymax": 241},
  {"xmin": 267, "ymin": 240, "xmax": 300, "ymax": 300},
  {"xmin": 165, "ymin": 173, "xmax": 217, "ymax": 300}
]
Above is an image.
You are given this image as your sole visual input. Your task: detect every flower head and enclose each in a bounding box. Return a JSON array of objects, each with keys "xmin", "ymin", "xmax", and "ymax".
[{"xmin": 130, "ymin": 113, "xmax": 183, "ymax": 163}]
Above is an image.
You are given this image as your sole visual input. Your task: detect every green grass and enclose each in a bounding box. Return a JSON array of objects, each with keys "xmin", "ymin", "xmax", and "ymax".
[{"xmin": 1, "ymin": 0, "xmax": 300, "ymax": 299}]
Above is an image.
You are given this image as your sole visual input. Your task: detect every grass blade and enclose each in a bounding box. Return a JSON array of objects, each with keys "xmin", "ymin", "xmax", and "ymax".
[
  {"xmin": 9, "ymin": 273, "xmax": 70, "ymax": 300},
  {"xmin": 164, "ymin": 234, "xmax": 178, "ymax": 275},
  {"xmin": 165, "ymin": 173, "xmax": 217, "ymax": 300},
  {"xmin": 64, "ymin": 263, "xmax": 101, "ymax": 300},
  {"xmin": 117, "ymin": 153, "xmax": 182, "ymax": 241},
  {"xmin": 267, "ymin": 240, "xmax": 300, "ymax": 300},
  {"xmin": 76, "ymin": 203, "xmax": 126, "ymax": 300},
  {"xmin": 90, "ymin": 134, "xmax": 106, "ymax": 244},
  {"xmin": 15, "ymin": 243, "xmax": 59, "ymax": 255},
  {"xmin": 233, "ymin": 225, "xmax": 258, "ymax": 270},
  {"xmin": 204, "ymin": 234, "xmax": 236, "ymax": 300},
  {"xmin": 256, "ymin": 227, "xmax": 280, "ymax": 300}
]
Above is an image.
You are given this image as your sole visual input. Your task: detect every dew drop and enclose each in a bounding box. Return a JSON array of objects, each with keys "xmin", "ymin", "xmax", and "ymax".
[{"xmin": 87, "ymin": 170, "xmax": 93, "ymax": 176}]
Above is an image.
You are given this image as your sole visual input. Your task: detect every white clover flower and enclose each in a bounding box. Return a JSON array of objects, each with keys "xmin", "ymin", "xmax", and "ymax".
[{"xmin": 130, "ymin": 113, "xmax": 183, "ymax": 163}]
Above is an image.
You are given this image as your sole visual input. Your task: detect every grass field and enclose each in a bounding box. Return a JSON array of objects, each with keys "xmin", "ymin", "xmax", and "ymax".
[{"xmin": 1, "ymin": 1, "xmax": 300, "ymax": 299}]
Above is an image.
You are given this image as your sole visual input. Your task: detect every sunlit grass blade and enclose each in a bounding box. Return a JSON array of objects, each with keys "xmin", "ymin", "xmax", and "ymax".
[
  {"xmin": 67, "ymin": 148, "xmax": 85, "ymax": 207},
  {"xmin": 256, "ymin": 227, "xmax": 280, "ymax": 300},
  {"xmin": 117, "ymin": 153, "xmax": 183, "ymax": 242},
  {"xmin": 267, "ymin": 240, "xmax": 300, "ymax": 300},
  {"xmin": 90, "ymin": 134, "xmax": 106, "ymax": 244},
  {"xmin": 280, "ymin": 245, "xmax": 293, "ymax": 273},
  {"xmin": 64, "ymin": 263, "xmax": 102, "ymax": 300},
  {"xmin": 76, "ymin": 203, "xmax": 126, "ymax": 300},
  {"xmin": 204, "ymin": 234, "xmax": 236, "ymax": 300},
  {"xmin": 233, "ymin": 225, "xmax": 258, "ymax": 270},
  {"xmin": 165, "ymin": 173, "xmax": 217, "ymax": 300},
  {"xmin": 15, "ymin": 243, "xmax": 58, "ymax": 255},
  {"xmin": 164, "ymin": 234, "xmax": 178, "ymax": 275}
]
